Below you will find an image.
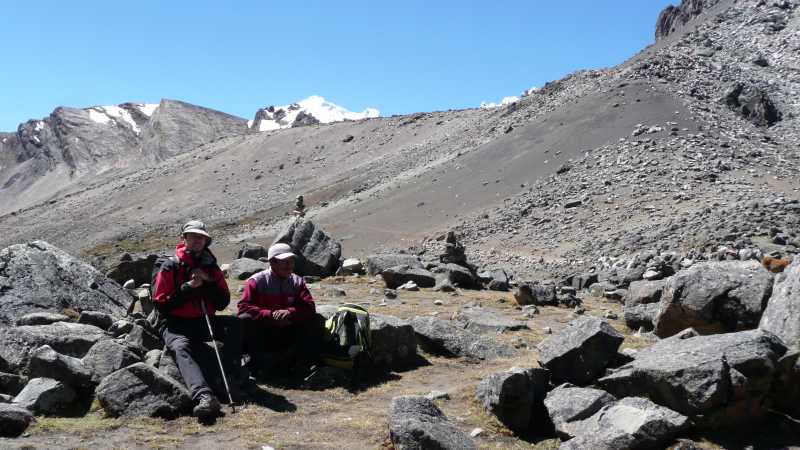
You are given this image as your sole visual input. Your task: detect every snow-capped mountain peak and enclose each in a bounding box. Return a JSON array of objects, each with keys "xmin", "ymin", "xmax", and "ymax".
[
  {"xmin": 249, "ymin": 95, "xmax": 379, "ymax": 131},
  {"xmin": 87, "ymin": 103, "xmax": 159, "ymax": 135}
]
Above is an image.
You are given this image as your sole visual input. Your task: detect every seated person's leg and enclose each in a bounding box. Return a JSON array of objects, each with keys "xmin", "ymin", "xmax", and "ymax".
[{"xmin": 163, "ymin": 327, "xmax": 214, "ymax": 401}]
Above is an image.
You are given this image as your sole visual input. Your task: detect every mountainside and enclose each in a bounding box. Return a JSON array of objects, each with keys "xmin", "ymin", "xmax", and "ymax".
[
  {"xmin": 1, "ymin": 0, "xmax": 799, "ymax": 280},
  {"xmin": 0, "ymin": 100, "xmax": 247, "ymax": 215},
  {"xmin": 248, "ymin": 95, "xmax": 380, "ymax": 131}
]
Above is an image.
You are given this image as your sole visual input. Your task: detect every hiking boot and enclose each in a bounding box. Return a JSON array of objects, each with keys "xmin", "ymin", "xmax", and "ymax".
[{"xmin": 193, "ymin": 392, "xmax": 221, "ymax": 418}]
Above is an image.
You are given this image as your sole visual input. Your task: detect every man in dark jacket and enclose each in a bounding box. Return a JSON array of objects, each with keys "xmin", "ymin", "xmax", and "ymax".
[
  {"xmin": 237, "ymin": 243, "xmax": 322, "ymax": 377},
  {"xmin": 153, "ymin": 220, "xmax": 230, "ymax": 418}
]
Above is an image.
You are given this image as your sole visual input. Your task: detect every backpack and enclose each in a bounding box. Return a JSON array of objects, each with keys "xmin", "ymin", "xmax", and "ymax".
[
  {"xmin": 322, "ymin": 303, "xmax": 372, "ymax": 371},
  {"xmin": 145, "ymin": 255, "xmax": 179, "ymax": 334}
]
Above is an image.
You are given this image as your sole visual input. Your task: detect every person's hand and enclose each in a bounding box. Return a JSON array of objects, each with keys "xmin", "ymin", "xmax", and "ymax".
[
  {"xmin": 188, "ymin": 269, "xmax": 209, "ymax": 288},
  {"xmin": 272, "ymin": 310, "xmax": 291, "ymax": 321}
]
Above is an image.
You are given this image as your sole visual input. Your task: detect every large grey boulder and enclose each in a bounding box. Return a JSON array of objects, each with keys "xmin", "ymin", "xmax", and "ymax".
[
  {"xmin": 599, "ymin": 329, "xmax": 786, "ymax": 427},
  {"xmin": 13, "ymin": 377, "xmax": 76, "ymax": 416},
  {"xmin": 104, "ymin": 254, "xmax": 157, "ymax": 287},
  {"xmin": 760, "ymin": 260, "xmax": 800, "ymax": 349},
  {"xmin": 228, "ymin": 258, "xmax": 267, "ymax": 280},
  {"xmin": 370, "ymin": 314, "xmax": 418, "ymax": 371},
  {"xmin": 653, "ymin": 260, "xmax": 774, "ymax": 338},
  {"xmin": 389, "ymin": 395, "xmax": 476, "ymax": 450},
  {"xmin": 623, "ymin": 279, "xmax": 666, "ymax": 331},
  {"xmin": 366, "ymin": 254, "xmax": 423, "ymax": 276},
  {"xmin": 27, "ymin": 345, "xmax": 93, "ymax": 388},
  {"xmin": 560, "ymin": 397, "xmax": 689, "ymax": 450},
  {"xmin": 0, "ymin": 322, "xmax": 106, "ymax": 373},
  {"xmin": 454, "ymin": 305, "xmax": 528, "ymax": 334},
  {"xmin": 409, "ymin": 316, "xmax": 515, "ymax": 360},
  {"xmin": 771, "ymin": 351, "xmax": 800, "ymax": 417},
  {"xmin": 82, "ymin": 340, "xmax": 142, "ymax": 384},
  {"xmin": 0, "ymin": 403, "xmax": 34, "ymax": 437},
  {"xmin": 95, "ymin": 363, "xmax": 192, "ymax": 418},
  {"xmin": 15, "ymin": 312, "xmax": 71, "ymax": 326},
  {"xmin": 544, "ymin": 384, "xmax": 616, "ymax": 439},
  {"xmin": 381, "ymin": 265, "xmax": 436, "ymax": 289},
  {"xmin": 0, "ymin": 241, "xmax": 129, "ymax": 326},
  {"xmin": 476, "ymin": 367, "xmax": 549, "ymax": 432},
  {"xmin": 273, "ymin": 219, "xmax": 342, "ymax": 277},
  {"xmin": 537, "ymin": 317, "xmax": 624, "ymax": 385}
]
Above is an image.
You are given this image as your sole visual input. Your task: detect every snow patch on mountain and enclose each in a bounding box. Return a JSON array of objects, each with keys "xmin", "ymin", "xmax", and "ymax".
[
  {"xmin": 136, "ymin": 103, "xmax": 159, "ymax": 117},
  {"xmin": 250, "ymin": 95, "xmax": 379, "ymax": 131},
  {"xmin": 88, "ymin": 105, "xmax": 142, "ymax": 134}
]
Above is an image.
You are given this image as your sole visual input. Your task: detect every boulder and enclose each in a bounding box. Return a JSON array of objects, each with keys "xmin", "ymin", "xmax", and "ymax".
[
  {"xmin": 105, "ymin": 254, "xmax": 158, "ymax": 287},
  {"xmin": 599, "ymin": 329, "xmax": 787, "ymax": 427},
  {"xmin": 0, "ymin": 322, "xmax": 106, "ymax": 373},
  {"xmin": 567, "ymin": 272, "xmax": 598, "ymax": 291},
  {"xmin": 484, "ymin": 269, "xmax": 511, "ymax": 291},
  {"xmin": 108, "ymin": 319, "xmax": 134, "ymax": 337},
  {"xmin": 27, "ymin": 345, "xmax": 93, "ymax": 388},
  {"xmin": 623, "ymin": 279, "xmax": 666, "ymax": 331},
  {"xmin": 78, "ymin": 310, "xmax": 115, "ymax": 330},
  {"xmin": 476, "ymin": 367, "xmax": 549, "ymax": 432},
  {"xmin": 157, "ymin": 351, "xmax": 183, "ymax": 384},
  {"xmin": 560, "ymin": 397, "xmax": 689, "ymax": 450},
  {"xmin": 454, "ymin": 306, "xmax": 529, "ymax": 334},
  {"xmin": 0, "ymin": 372, "xmax": 28, "ymax": 396},
  {"xmin": 125, "ymin": 324, "xmax": 163, "ymax": 352},
  {"xmin": 653, "ymin": 261, "xmax": 774, "ymax": 338},
  {"xmin": 409, "ymin": 316, "xmax": 515, "ymax": 360},
  {"xmin": 0, "ymin": 403, "xmax": 34, "ymax": 437},
  {"xmin": 544, "ymin": 384, "xmax": 616, "ymax": 439},
  {"xmin": 95, "ymin": 363, "xmax": 192, "ymax": 418},
  {"xmin": 341, "ymin": 258, "xmax": 364, "ymax": 275},
  {"xmin": 15, "ymin": 312, "xmax": 71, "ymax": 326},
  {"xmin": 389, "ymin": 395, "xmax": 476, "ymax": 450},
  {"xmin": 759, "ymin": 260, "xmax": 800, "ymax": 349},
  {"xmin": 537, "ymin": 316, "xmax": 624, "ymax": 385},
  {"xmin": 366, "ymin": 254, "xmax": 423, "ymax": 276},
  {"xmin": 0, "ymin": 241, "xmax": 129, "ymax": 326},
  {"xmin": 433, "ymin": 263, "xmax": 477, "ymax": 288},
  {"xmin": 237, "ymin": 243, "xmax": 267, "ymax": 260},
  {"xmin": 272, "ymin": 219, "xmax": 342, "ymax": 277},
  {"xmin": 145, "ymin": 349, "xmax": 163, "ymax": 367},
  {"xmin": 724, "ymin": 83, "xmax": 781, "ymax": 127},
  {"xmin": 13, "ymin": 377, "xmax": 77, "ymax": 416},
  {"xmin": 82, "ymin": 340, "xmax": 142, "ymax": 384},
  {"xmin": 514, "ymin": 282, "xmax": 557, "ymax": 306},
  {"xmin": 370, "ymin": 314, "xmax": 418, "ymax": 371},
  {"xmin": 771, "ymin": 351, "xmax": 800, "ymax": 417},
  {"xmin": 381, "ymin": 265, "xmax": 436, "ymax": 289},
  {"xmin": 228, "ymin": 258, "xmax": 268, "ymax": 280}
]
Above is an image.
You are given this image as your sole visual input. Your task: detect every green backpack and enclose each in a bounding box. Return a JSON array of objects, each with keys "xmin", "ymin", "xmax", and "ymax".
[{"xmin": 322, "ymin": 303, "xmax": 372, "ymax": 370}]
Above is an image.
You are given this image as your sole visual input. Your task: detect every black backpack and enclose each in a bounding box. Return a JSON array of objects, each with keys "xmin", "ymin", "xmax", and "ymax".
[{"xmin": 145, "ymin": 255, "xmax": 179, "ymax": 333}]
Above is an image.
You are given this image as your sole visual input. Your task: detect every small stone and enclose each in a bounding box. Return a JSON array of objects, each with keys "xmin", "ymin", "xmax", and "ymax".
[
  {"xmin": 434, "ymin": 300, "xmax": 444, "ymax": 306},
  {"xmin": 470, "ymin": 428, "xmax": 484, "ymax": 437},
  {"xmin": 123, "ymin": 279, "xmax": 136, "ymax": 289},
  {"xmin": 426, "ymin": 390, "xmax": 450, "ymax": 401},
  {"xmin": 544, "ymin": 327, "xmax": 552, "ymax": 334},
  {"xmin": 384, "ymin": 289, "xmax": 398, "ymax": 299}
]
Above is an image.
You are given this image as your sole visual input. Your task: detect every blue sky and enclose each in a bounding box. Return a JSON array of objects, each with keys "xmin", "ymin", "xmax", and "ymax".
[{"xmin": 0, "ymin": 0, "xmax": 676, "ymax": 131}]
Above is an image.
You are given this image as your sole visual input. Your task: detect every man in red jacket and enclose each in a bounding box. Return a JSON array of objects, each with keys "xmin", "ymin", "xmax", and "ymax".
[
  {"xmin": 237, "ymin": 243, "xmax": 321, "ymax": 378},
  {"xmin": 153, "ymin": 220, "xmax": 230, "ymax": 418}
]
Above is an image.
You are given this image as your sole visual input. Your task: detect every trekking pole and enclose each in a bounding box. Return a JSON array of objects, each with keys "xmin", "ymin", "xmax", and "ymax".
[{"xmin": 200, "ymin": 300, "xmax": 236, "ymax": 413}]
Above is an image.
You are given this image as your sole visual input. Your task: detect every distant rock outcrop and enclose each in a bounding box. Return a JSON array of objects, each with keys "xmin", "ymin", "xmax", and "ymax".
[{"xmin": 656, "ymin": 0, "xmax": 718, "ymax": 40}]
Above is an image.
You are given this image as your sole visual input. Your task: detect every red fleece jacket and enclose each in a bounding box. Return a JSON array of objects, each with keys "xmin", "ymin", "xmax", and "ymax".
[
  {"xmin": 153, "ymin": 243, "xmax": 230, "ymax": 319},
  {"xmin": 237, "ymin": 269, "xmax": 315, "ymax": 323}
]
